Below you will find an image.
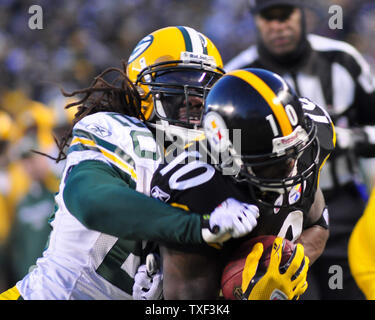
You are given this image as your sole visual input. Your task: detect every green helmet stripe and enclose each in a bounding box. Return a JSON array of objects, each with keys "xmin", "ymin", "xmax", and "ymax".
[{"xmin": 177, "ymin": 26, "xmax": 193, "ymax": 52}]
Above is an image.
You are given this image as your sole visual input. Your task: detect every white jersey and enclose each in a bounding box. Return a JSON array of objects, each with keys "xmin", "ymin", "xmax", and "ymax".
[{"xmin": 16, "ymin": 112, "xmax": 161, "ymax": 300}]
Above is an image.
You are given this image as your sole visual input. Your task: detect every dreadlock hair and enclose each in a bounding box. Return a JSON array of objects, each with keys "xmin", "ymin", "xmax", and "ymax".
[{"xmin": 52, "ymin": 62, "xmax": 144, "ymax": 163}]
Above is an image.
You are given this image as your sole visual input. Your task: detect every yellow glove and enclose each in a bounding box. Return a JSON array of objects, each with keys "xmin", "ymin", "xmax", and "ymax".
[{"xmin": 241, "ymin": 237, "xmax": 309, "ymax": 300}]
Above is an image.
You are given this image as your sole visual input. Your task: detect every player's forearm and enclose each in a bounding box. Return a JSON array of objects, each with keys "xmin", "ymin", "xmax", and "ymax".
[
  {"xmin": 297, "ymin": 186, "xmax": 329, "ymax": 264},
  {"xmin": 295, "ymin": 225, "xmax": 329, "ymax": 265},
  {"xmin": 63, "ymin": 160, "xmax": 203, "ymax": 245}
]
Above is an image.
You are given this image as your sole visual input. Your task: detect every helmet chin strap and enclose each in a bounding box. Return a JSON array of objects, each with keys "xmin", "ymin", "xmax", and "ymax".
[
  {"xmin": 248, "ymin": 159, "xmax": 299, "ymax": 195},
  {"xmin": 155, "ymin": 97, "xmax": 167, "ymax": 118}
]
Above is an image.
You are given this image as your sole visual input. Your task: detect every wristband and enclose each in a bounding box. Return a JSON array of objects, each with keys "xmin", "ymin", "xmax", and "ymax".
[{"xmin": 312, "ymin": 206, "xmax": 329, "ymax": 230}]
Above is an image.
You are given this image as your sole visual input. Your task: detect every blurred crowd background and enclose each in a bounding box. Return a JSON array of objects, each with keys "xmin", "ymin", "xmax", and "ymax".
[{"xmin": 0, "ymin": 0, "xmax": 374, "ymax": 291}]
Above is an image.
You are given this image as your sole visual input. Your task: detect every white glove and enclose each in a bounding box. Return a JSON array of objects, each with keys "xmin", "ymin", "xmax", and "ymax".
[
  {"xmin": 132, "ymin": 253, "xmax": 163, "ymax": 300},
  {"xmin": 201, "ymin": 198, "xmax": 259, "ymax": 244}
]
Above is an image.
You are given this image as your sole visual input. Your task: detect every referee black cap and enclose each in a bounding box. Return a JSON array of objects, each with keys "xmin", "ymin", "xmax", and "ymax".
[{"xmin": 248, "ymin": 0, "xmax": 307, "ymax": 14}]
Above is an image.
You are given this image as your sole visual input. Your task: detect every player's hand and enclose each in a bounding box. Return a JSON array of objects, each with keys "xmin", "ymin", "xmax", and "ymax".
[
  {"xmin": 132, "ymin": 253, "xmax": 163, "ymax": 300},
  {"xmin": 201, "ymin": 198, "xmax": 259, "ymax": 244},
  {"xmin": 241, "ymin": 237, "xmax": 309, "ymax": 300}
]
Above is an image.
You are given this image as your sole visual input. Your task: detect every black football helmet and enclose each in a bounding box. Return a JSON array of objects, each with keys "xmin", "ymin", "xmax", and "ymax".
[{"xmin": 202, "ymin": 68, "xmax": 320, "ymax": 208}]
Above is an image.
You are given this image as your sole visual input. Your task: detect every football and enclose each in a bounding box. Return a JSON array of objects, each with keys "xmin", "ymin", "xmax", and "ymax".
[{"xmin": 221, "ymin": 235, "xmax": 295, "ymax": 300}]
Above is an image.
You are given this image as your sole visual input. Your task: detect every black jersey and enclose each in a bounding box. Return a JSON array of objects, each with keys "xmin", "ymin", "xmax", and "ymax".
[{"xmin": 151, "ymin": 100, "xmax": 335, "ymax": 245}]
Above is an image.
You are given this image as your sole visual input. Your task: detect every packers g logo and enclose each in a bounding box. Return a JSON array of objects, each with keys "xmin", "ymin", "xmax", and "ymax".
[{"xmin": 128, "ymin": 35, "xmax": 154, "ymax": 63}]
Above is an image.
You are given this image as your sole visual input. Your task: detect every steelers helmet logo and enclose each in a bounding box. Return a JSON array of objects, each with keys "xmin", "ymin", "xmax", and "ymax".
[
  {"xmin": 203, "ymin": 111, "xmax": 230, "ymax": 153},
  {"xmin": 288, "ymin": 183, "xmax": 302, "ymax": 205}
]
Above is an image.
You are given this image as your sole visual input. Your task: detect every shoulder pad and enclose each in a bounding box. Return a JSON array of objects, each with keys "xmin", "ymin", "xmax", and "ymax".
[
  {"xmin": 300, "ymin": 98, "xmax": 336, "ymax": 170},
  {"xmin": 67, "ymin": 112, "xmax": 160, "ymax": 183}
]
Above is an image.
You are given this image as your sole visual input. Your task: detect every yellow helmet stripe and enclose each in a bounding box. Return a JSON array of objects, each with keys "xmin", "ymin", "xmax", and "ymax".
[{"xmin": 227, "ymin": 70, "xmax": 293, "ymax": 136}]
